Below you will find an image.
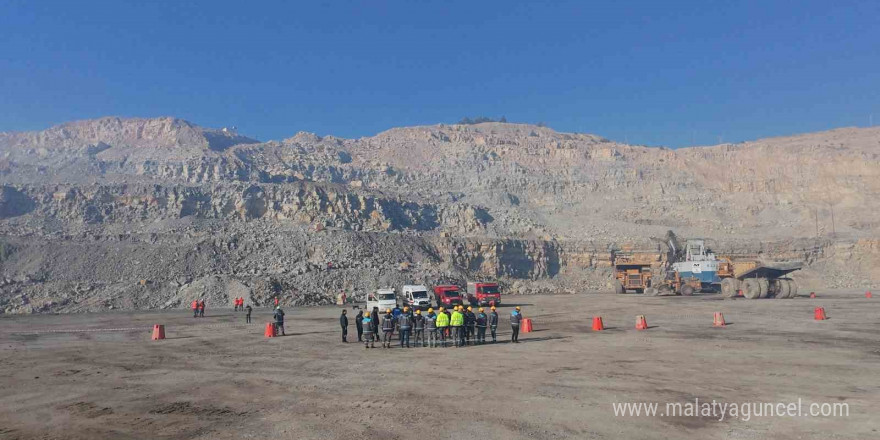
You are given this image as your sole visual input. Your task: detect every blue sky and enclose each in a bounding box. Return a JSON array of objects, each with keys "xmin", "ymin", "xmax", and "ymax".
[{"xmin": 1, "ymin": 0, "xmax": 878, "ymax": 147}]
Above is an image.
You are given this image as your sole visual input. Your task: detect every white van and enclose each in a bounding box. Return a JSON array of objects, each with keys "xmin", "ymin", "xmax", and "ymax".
[
  {"xmin": 367, "ymin": 288, "xmax": 398, "ymax": 312},
  {"xmin": 401, "ymin": 285, "xmax": 431, "ymax": 310}
]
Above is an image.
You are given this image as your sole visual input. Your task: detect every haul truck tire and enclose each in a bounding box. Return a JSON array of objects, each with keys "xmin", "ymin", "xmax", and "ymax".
[
  {"xmin": 774, "ymin": 279, "xmax": 791, "ymax": 299},
  {"xmin": 757, "ymin": 278, "xmax": 770, "ymax": 298},
  {"xmin": 720, "ymin": 278, "xmax": 739, "ymax": 298},
  {"xmin": 680, "ymin": 285, "xmax": 695, "ymax": 296},
  {"xmin": 787, "ymin": 280, "xmax": 798, "ymax": 298},
  {"xmin": 742, "ymin": 278, "xmax": 761, "ymax": 299}
]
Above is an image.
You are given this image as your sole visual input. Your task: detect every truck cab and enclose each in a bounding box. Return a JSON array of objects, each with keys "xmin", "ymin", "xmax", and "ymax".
[
  {"xmin": 367, "ymin": 288, "xmax": 398, "ymax": 312},
  {"xmin": 466, "ymin": 282, "xmax": 502, "ymax": 306},
  {"xmin": 433, "ymin": 285, "xmax": 463, "ymax": 308},
  {"xmin": 401, "ymin": 285, "xmax": 432, "ymax": 310}
]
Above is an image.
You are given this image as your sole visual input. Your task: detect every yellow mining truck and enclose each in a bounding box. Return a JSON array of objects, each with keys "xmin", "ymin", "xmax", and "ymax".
[
  {"xmin": 611, "ymin": 251, "xmax": 662, "ymax": 294},
  {"xmin": 717, "ymin": 258, "xmax": 802, "ymax": 299}
]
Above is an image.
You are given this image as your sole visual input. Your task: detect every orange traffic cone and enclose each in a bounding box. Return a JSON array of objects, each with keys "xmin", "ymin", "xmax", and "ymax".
[
  {"xmin": 814, "ymin": 307, "xmax": 827, "ymax": 321},
  {"xmin": 810, "ymin": 292, "xmax": 816, "ymax": 298},
  {"xmin": 151, "ymin": 324, "xmax": 165, "ymax": 340},
  {"xmin": 264, "ymin": 323, "xmax": 277, "ymax": 338},
  {"xmin": 592, "ymin": 316, "xmax": 605, "ymax": 331},
  {"xmin": 635, "ymin": 315, "xmax": 648, "ymax": 330},
  {"xmin": 521, "ymin": 318, "xmax": 533, "ymax": 333},
  {"xmin": 713, "ymin": 312, "xmax": 726, "ymax": 327},
  {"xmin": 866, "ymin": 291, "xmax": 873, "ymax": 299}
]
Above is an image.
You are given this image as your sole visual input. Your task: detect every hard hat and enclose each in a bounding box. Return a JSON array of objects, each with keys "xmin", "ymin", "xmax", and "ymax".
[
  {"xmin": 415, "ymin": 310, "xmax": 421, "ymax": 314},
  {"xmin": 491, "ymin": 306, "xmax": 496, "ymax": 310},
  {"xmin": 428, "ymin": 308, "xmax": 434, "ymax": 312},
  {"xmin": 365, "ymin": 312, "xmax": 370, "ymax": 317},
  {"xmin": 439, "ymin": 307, "xmax": 444, "ymax": 311},
  {"xmin": 404, "ymin": 307, "xmax": 409, "ymax": 311},
  {"xmin": 516, "ymin": 306, "xmax": 521, "ymax": 311},
  {"xmin": 386, "ymin": 309, "xmax": 392, "ymax": 314},
  {"xmin": 467, "ymin": 306, "xmax": 473, "ymax": 311},
  {"xmin": 479, "ymin": 307, "xmax": 484, "ymax": 312}
]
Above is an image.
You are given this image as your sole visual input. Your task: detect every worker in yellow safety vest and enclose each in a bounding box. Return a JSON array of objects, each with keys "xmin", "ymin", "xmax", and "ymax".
[
  {"xmin": 450, "ymin": 306, "xmax": 465, "ymax": 347},
  {"xmin": 435, "ymin": 307, "xmax": 450, "ymax": 347}
]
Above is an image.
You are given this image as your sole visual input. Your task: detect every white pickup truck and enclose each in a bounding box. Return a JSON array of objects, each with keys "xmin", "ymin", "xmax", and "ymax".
[
  {"xmin": 367, "ymin": 288, "xmax": 398, "ymax": 312},
  {"xmin": 401, "ymin": 285, "xmax": 432, "ymax": 310}
]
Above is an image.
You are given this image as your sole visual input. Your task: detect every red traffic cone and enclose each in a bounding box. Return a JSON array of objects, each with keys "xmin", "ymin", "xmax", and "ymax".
[
  {"xmin": 635, "ymin": 315, "xmax": 648, "ymax": 330},
  {"xmin": 810, "ymin": 292, "xmax": 816, "ymax": 298},
  {"xmin": 814, "ymin": 307, "xmax": 827, "ymax": 321},
  {"xmin": 713, "ymin": 312, "xmax": 726, "ymax": 327},
  {"xmin": 521, "ymin": 318, "xmax": 533, "ymax": 333},
  {"xmin": 264, "ymin": 323, "xmax": 277, "ymax": 338},
  {"xmin": 151, "ymin": 324, "xmax": 165, "ymax": 340},
  {"xmin": 866, "ymin": 291, "xmax": 873, "ymax": 299},
  {"xmin": 592, "ymin": 316, "xmax": 605, "ymax": 331}
]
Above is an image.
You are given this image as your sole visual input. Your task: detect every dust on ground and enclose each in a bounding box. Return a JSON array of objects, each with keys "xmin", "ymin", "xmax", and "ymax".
[{"xmin": 1, "ymin": 291, "xmax": 878, "ymax": 439}]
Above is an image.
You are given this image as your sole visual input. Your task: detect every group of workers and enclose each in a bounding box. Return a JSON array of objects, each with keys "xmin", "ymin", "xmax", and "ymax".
[
  {"xmin": 190, "ymin": 298, "xmax": 254, "ymax": 322},
  {"xmin": 185, "ymin": 298, "xmax": 524, "ymax": 348},
  {"xmin": 232, "ymin": 297, "xmax": 247, "ymax": 311},
  {"xmin": 341, "ymin": 304, "xmax": 524, "ymax": 348},
  {"xmin": 190, "ymin": 300, "xmax": 206, "ymax": 318}
]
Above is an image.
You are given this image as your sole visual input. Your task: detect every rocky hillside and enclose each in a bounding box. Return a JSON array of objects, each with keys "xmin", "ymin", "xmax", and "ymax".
[{"xmin": 1, "ymin": 117, "xmax": 877, "ymax": 313}]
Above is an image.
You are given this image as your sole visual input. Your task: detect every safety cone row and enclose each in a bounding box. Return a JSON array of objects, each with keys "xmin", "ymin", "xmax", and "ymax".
[
  {"xmin": 635, "ymin": 315, "xmax": 648, "ymax": 330},
  {"xmin": 592, "ymin": 316, "xmax": 605, "ymax": 331},
  {"xmin": 521, "ymin": 318, "xmax": 533, "ymax": 333},
  {"xmin": 713, "ymin": 312, "xmax": 726, "ymax": 327},
  {"xmin": 151, "ymin": 324, "xmax": 165, "ymax": 340},
  {"xmin": 264, "ymin": 322, "xmax": 277, "ymax": 338},
  {"xmin": 814, "ymin": 307, "xmax": 827, "ymax": 321}
]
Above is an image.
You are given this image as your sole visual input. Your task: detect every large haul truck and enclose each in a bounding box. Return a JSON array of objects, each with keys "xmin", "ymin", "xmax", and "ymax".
[
  {"xmin": 717, "ymin": 260, "xmax": 802, "ymax": 299},
  {"xmin": 613, "ymin": 231, "xmax": 803, "ymax": 299}
]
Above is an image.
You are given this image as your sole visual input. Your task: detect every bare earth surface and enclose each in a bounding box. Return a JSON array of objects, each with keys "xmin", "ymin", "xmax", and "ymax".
[{"xmin": 1, "ymin": 291, "xmax": 878, "ymax": 440}]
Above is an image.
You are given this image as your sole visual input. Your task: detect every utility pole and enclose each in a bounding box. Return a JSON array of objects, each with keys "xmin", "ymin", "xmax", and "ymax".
[{"xmin": 829, "ymin": 203, "xmax": 836, "ymax": 237}]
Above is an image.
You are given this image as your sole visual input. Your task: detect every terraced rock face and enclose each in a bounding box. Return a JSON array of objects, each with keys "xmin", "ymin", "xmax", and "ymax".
[{"xmin": 0, "ymin": 117, "xmax": 877, "ymax": 313}]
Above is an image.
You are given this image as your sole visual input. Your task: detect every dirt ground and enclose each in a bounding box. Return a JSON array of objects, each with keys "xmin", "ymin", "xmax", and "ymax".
[{"xmin": 1, "ymin": 290, "xmax": 878, "ymax": 440}]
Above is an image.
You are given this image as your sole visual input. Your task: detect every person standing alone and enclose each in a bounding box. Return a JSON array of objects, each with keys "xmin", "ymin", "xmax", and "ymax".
[
  {"xmin": 340, "ymin": 309, "xmax": 349, "ymax": 343},
  {"xmin": 245, "ymin": 304, "xmax": 252, "ymax": 323},
  {"xmin": 510, "ymin": 306, "xmax": 522, "ymax": 343},
  {"xmin": 274, "ymin": 306, "xmax": 286, "ymax": 336}
]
